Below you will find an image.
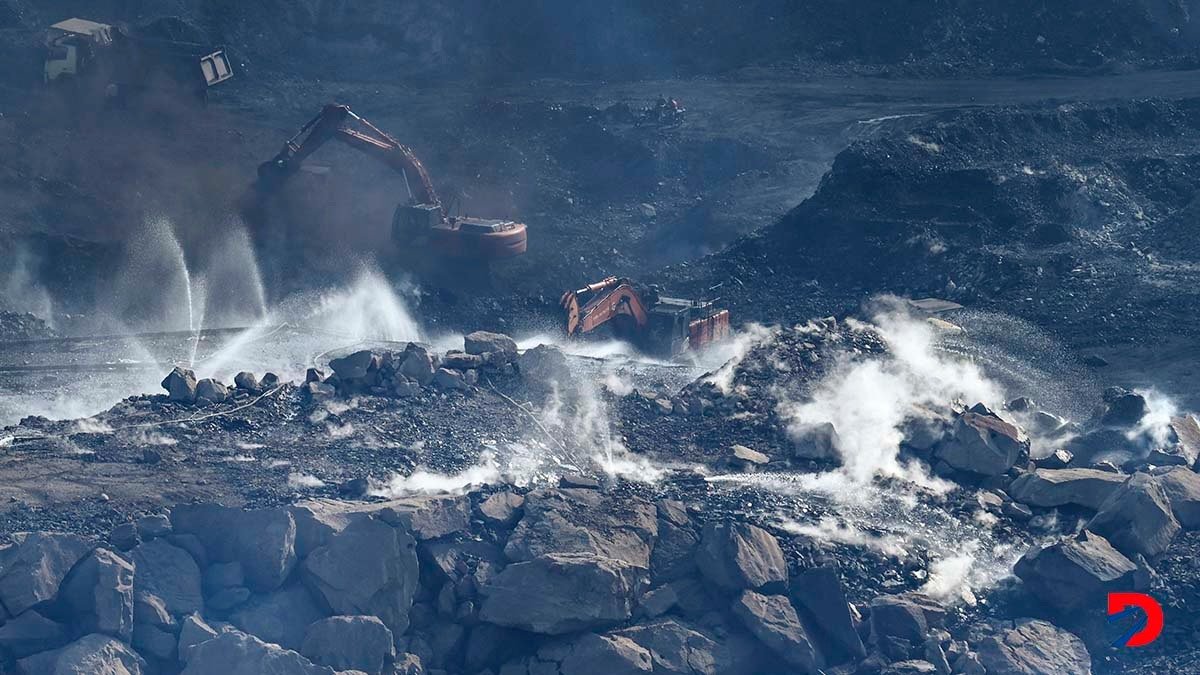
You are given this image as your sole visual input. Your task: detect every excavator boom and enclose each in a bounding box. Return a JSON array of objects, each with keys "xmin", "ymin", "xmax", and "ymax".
[
  {"xmin": 255, "ymin": 104, "xmax": 527, "ymax": 260},
  {"xmin": 561, "ymin": 277, "xmax": 649, "ymax": 337}
]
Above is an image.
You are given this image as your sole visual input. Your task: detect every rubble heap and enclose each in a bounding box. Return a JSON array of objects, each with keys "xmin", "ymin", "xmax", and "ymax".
[{"xmin": 0, "ymin": 484, "xmax": 1097, "ymax": 675}]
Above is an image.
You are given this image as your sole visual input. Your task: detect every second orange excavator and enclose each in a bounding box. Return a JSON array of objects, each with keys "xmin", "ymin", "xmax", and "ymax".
[
  {"xmin": 256, "ymin": 103, "xmax": 527, "ymax": 260},
  {"xmin": 561, "ymin": 276, "xmax": 730, "ymax": 356}
]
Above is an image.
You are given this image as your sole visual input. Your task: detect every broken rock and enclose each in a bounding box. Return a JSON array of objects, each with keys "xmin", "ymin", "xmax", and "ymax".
[
  {"xmin": 479, "ymin": 553, "xmax": 640, "ymax": 634},
  {"xmin": 465, "ymin": 331, "xmax": 518, "ymax": 356},
  {"xmin": 171, "ymin": 503, "xmax": 297, "ymax": 592},
  {"xmin": 554, "ymin": 632, "xmax": 654, "ymax": 675},
  {"xmin": 17, "ymin": 633, "xmax": 147, "ymax": 675},
  {"xmin": 478, "ymin": 491, "xmax": 525, "ymax": 528},
  {"xmin": 195, "ymin": 378, "xmax": 229, "ymax": 405},
  {"xmin": 0, "ymin": 610, "xmax": 70, "ymax": 658},
  {"xmin": 302, "ymin": 515, "xmax": 419, "ymax": 638},
  {"xmin": 504, "ymin": 488, "xmax": 658, "ymax": 568},
  {"xmin": 1007, "ymin": 468, "xmax": 1126, "ymax": 510},
  {"xmin": 696, "ymin": 522, "xmax": 787, "ymax": 591},
  {"xmin": 976, "ymin": 619, "xmax": 1091, "ymax": 675},
  {"xmin": 58, "ymin": 547, "xmax": 135, "ymax": 641},
  {"xmin": 230, "ymin": 585, "xmax": 326, "ymax": 651},
  {"xmin": 1014, "ymin": 531, "xmax": 1143, "ymax": 611},
  {"xmin": 0, "ymin": 532, "xmax": 92, "ymax": 617},
  {"xmin": 611, "ymin": 618, "xmax": 731, "ymax": 675},
  {"xmin": 130, "ymin": 538, "xmax": 204, "ymax": 616},
  {"xmin": 1086, "ymin": 472, "xmax": 1180, "ymax": 557},
  {"xmin": 301, "ymin": 615, "xmax": 395, "ymax": 675},
  {"xmin": 790, "ymin": 566, "xmax": 866, "ymax": 663},
  {"xmin": 182, "ymin": 630, "xmax": 336, "ymax": 675},
  {"xmin": 162, "ymin": 366, "xmax": 198, "ymax": 403},
  {"xmin": 1158, "ymin": 466, "xmax": 1200, "ymax": 528},
  {"xmin": 934, "ymin": 409, "xmax": 1027, "ymax": 476},
  {"xmin": 732, "ymin": 590, "xmax": 822, "ymax": 673}
]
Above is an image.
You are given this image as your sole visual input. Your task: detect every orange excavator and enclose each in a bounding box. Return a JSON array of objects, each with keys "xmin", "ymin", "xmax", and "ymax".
[
  {"xmin": 256, "ymin": 103, "xmax": 527, "ymax": 260},
  {"xmin": 561, "ymin": 276, "xmax": 730, "ymax": 356}
]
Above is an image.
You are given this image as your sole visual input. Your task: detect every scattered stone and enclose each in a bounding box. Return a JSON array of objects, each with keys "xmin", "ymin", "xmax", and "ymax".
[
  {"xmin": 516, "ymin": 344, "xmax": 570, "ymax": 383},
  {"xmin": 612, "ymin": 618, "xmax": 731, "ymax": 675},
  {"xmin": 109, "ymin": 523, "xmax": 138, "ymax": 550},
  {"xmin": 195, "ymin": 378, "xmax": 229, "ymax": 406},
  {"xmin": 162, "ymin": 367, "xmax": 198, "ymax": 403},
  {"xmin": 478, "ymin": 491, "xmax": 525, "ymax": 528},
  {"xmin": 728, "ymin": 444, "xmax": 770, "ymax": 470},
  {"xmin": 399, "ymin": 345, "xmax": 437, "ymax": 385},
  {"xmin": 1014, "ymin": 531, "xmax": 1143, "ymax": 611},
  {"xmin": 885, "ymin": 661, "xmax": 938, "ymax": 674},
  {"xmin": 378, "ymin": 494, "xmax": 473, "ymax": 540},
  {"xmin": 329, "ymin": 350, "xmax": 377, "ymax": 381},
  {"xmin": 443, "ymin": 351, "xmax": 485, "ymax": 370},
  {"xmin": 696, "ymin": 522, "xmax": 787, "ymax": 590},
  {"xmin": 1158, "ymin": 466, "xmax": 1200, "ymax": 529},
  {"xmin": 432, "ymin": 368, "xmax": 469, "ymax": 390},
  {"xmin": 732, "ymin": 591, "xmax": 821, "ymax": 672},
  {"xmin": 234, "ymin": 371, "xmax": 260, "ymax": 392},
  {"xmin": 555, "ymin": 632, "xmax": 654, "ymax": 675},
  {"xmin": 171, "ymin": 504, "xmax": 298, "ymax": 592},
  {"xmin": 305, "ymin": 368, "xmax": 324, "ymax": 384},
  {"xmin": 260, "ymin": 372, "xmax": 280, "ymax": 389},
  {"xmin": 182, "ymin": 630, "xmax": 336, "ymax": 675},
  {"xmin": 58, "ymin": 548, "xmax": 134, "ymax": 641},
  {"xmin": 230, "ymin": 586, "xmax": 327, "ymax": 651},
  {"xmin": 976, "ymin": 619, "xmax": 1091, "ymax": 675},
  {"xmin": 789, "ymin": 422, "xmax": 839, "ymax": 461},
  {"xmin": 1086, "ymin": 473, "xmax": 1180, "ymax": 557},
  {"xmin": 1007, "ymin": 468, "xmax": 1126, "ymax": 510},
  {"xmin": 559, "ymin": 474, "xmax": 601, "ymax": 489},
  {"xmin": 302, "ymin": 615, "xmax": 395, "ymax": 675},
  {"xmin": 303, "ymin": 515, "xmax": 419, "ymax": 638},
  {"xmin": 1002, "ymin": 501, "xmax": 1033, "ymax": 521},
  {"xmin": 1082, "ymin": 355, "xmax": 1109, "ymax": 368},
  {"xmin": 870, "ymin": 595, "xmax": 930, "ymax": 643},
  {"xmin": 504, "ymin": 489, "xmax": 657, "ymax": 568},
  {"xmin": 141, "ymin": 448, "xmax": 163, "ymax": 465},
  {"xmin": 934, "ymin": 408, "xmax": 1027, "ymax": 476},
  {"xmin": 790, "ymin": 566, "xmax": 866, "ymax": 663},
  {"xmin": 0, "ymin": 610, "xmax": 70, "ymax": 658},
  {"xmin": 0, "ymin": 531, "xmax": 92, "ymax": 616},
  {"xmin": 179, "ymin": 613, "xmax": 219, "ymax": 663},
  {"xmin": 479, "ymin": 553, "xmax": 640, "ymax": 634},
  {"xmin": 638, "ymin": 203, "xmax": 657, "ymax": 219},
  {"xmin": 1034, "ymin": 448, "xmax": 1072, "ymax": 470},
  {"xmin": 136, "ymin": 514, "xmax": 171, "ymax": 539},
  {"xmin": 465, "ymin": 331, "xmax": 518, "ymax": 356},
  {"xmin": 303, "ymin": 381, "xmax": 336, "ymax": 402},
  {"xmin": 1101, "ymin": 392, "xmax": 1148, "ymax": 428},
  {"xmin": 130, "ymin": 538, "xmax": 204, "ymax": 616},
  {"xmin": 17, "ymin": 633, "xmax": 147, "ymax": 675}
]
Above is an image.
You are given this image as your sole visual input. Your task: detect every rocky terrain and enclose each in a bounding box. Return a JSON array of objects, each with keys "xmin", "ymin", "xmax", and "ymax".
[{"xmin": 2, "ymin": 3, "xmax": 1200, "ymax": 675}]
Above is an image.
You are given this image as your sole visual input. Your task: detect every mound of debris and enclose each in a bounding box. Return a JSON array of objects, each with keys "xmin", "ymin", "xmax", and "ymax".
[
  {"xmin": 0, "ymin": 482, "xmax": 1100, "ymax": 675},
  {"xmin": 662, "ymin": 98, "xmax": 1200, "ymax": 349},
  {"xmin": 0, "ymin": 310, "xmax": 54, "ymax": 341}
]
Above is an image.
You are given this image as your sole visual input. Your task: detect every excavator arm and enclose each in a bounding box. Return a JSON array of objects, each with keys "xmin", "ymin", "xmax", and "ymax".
[
  {"xmin": 257, "ymin": 103, "xmax": 444, "ymax": 218},
  {"xmin": 560, "ymin": 276, "xmax": 650, "ymax": 337}
]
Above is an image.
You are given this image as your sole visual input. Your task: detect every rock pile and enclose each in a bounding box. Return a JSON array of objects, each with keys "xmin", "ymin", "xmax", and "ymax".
[
  {"xmin": 0, "ymin": 482, "xmax": 1091, "ymax": 675},
  {"xmin": 0, "ymin": 310, "xmax": 54, "ymax": 341}
]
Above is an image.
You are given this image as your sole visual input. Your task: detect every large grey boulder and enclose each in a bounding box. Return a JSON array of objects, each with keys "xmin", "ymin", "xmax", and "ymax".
[
  {"xmin": 0, "ymin": 532, "xmax": 92, "ymax": 616},
  {"xmin": 790, "ymin": 566, "xmax": 866, "ymax": 663},
  {"xmin": 182, "ymin": 630, "xmax": 336, "ymax": 675},
  {"xmin": 516, "ymin": 344, "xmax": 570, "ymax": 383},
  {"xmin": 1086, "ymin": 473, "xmax": 1180, "ymax": 557},
  {"xmin": 17, "ymin": 633, "xmax": 147, "ymax": 675},
  {"xmin": 478, "ymin": 491, "xmax": 525, "ymax": 527},
  {"xmin": 230, "ymin": 585, "xmax": 326, "ymax": 651},
  {"xmin": 178, "ymin": 613, "xmax": 220, "ymax": 663},
  {"xmin": 465, "ymin": 331, "xmax": 518, "ymax": 356},
  {"xmin": 933, "ymin": 408, "xmax": 1027, "ymax": 476},
  {"xmin": 695, "ymin": 522, "xmax": 787, "ymax": 590},
  {"xmin": 0, "ymin": 610, "xmax": 70, "ymax": 658},
  {"xmin": 161, "ymin": 367, "xmax": 198, "ymax": 403},
  {"xmin": 130, "ymin": 538, "xmax": 204, "ymax": 616},
  {"xmin": 1007, "ymin": 468, "xmax": 1126, "ymax": 510},
  {"xmin": 732, "ymin": 591, "xmax": 822, "ymax": 673},
  {"xmin": 976, "ymin": 619, "xmax": 1091, "ymax": 675},
  {"xmin": 1101, "ymin": 392, "xmax": 1148, "ymax": 428},
  {"xmin": 504, "ymin": 488, "xmax": 658, "ymax": 568},
  {"xmin": 611, "ymin": 619, "xmax": 731, "ymax": 675},
  {"xmin": 399, "ymin": 345, "xmax": 437, "ymax": 386},
  {"xmin": 195, "ymin": 378, "xmax": 229, "ymax": 405},
  {"xmin": 1013, "ymin": 531, "xmax": 1143, "ymax": 611},
  {"xmin": 480, "ymin": 553, "xmax": 641, "ymax": 634},
  {"xmin": 301, "ymin": 615, "xmax": 395, "ymax": 675},
  {"xmin": 302, "ymin": 515, "xmax": 418, "ymax": 638},
  {"xmin": 550, "ymin": 633, "xmax": 654, "ymax": 675},
  {"xmin": 58, "ymin": 548, "xmax": 134, "ymax": 641},
  {"xmin": 171, "ymin": 504, "xmax": 297, "ymax": 592},
  {"xmin": 1157, "ymin": 466, "xmax": 1200, "ymax": 529},
  {"xmin": 329, "ymin": 350, "xmax": 377, "ymax": 381},
  {"xmin": 870, "ymin": 595, "xmax": 933, "ymax": 644}
]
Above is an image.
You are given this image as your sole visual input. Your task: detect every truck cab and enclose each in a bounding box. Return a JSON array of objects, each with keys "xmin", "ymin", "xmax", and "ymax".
[{"xmin": 44, "ymin": 18, "xmax": 113, "ymax": 83}]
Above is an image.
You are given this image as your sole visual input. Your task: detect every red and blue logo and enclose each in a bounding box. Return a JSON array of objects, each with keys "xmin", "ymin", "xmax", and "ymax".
[{"xmin": 1107, "ymin": 593, "xmax": 1164, "ymax": 648}]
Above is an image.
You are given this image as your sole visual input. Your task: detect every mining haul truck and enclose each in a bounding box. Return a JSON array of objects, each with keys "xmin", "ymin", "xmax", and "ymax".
[{"xmin": 44, "ymin": 18, "xmax": 233, "ymax": 101}]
